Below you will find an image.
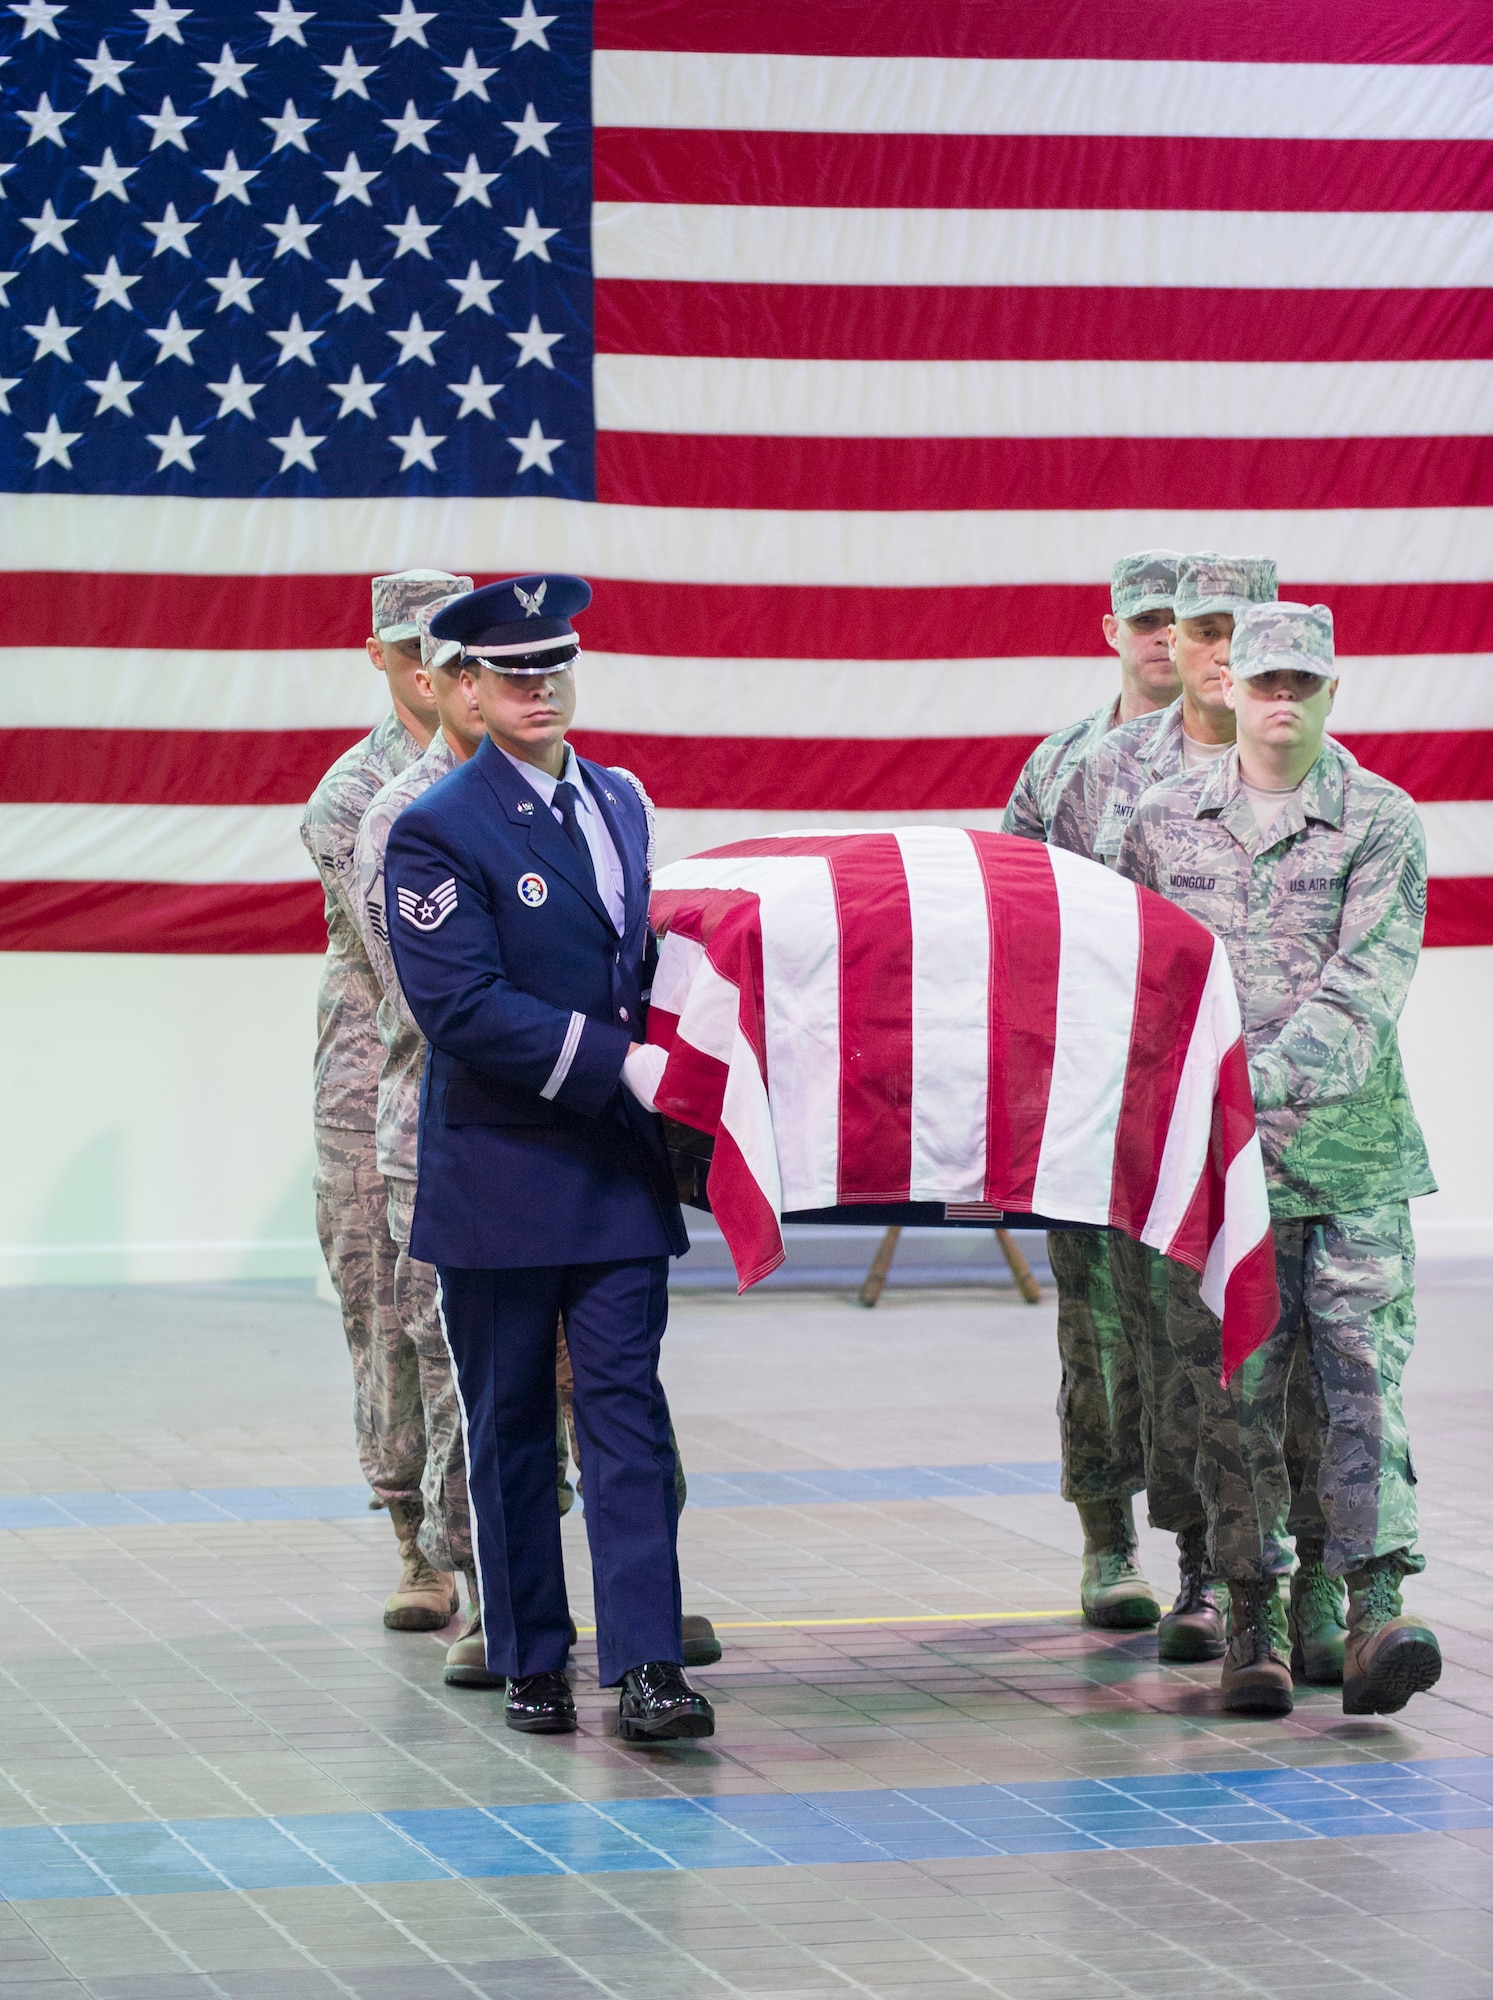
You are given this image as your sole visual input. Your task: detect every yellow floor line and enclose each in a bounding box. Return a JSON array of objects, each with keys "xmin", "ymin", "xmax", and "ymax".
[{"xmin": 575, "ymin": 1609, "xmax": 1081, "ymax": 1634}]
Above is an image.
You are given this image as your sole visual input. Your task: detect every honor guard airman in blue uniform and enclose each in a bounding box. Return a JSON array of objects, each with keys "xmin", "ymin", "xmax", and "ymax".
[{"xmin": 385, "ymin": 574, "xmax": 713, "ymax": 1741}]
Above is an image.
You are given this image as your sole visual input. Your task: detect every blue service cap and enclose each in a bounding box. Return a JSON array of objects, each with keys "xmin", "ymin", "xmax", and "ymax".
[{"xmin": 429, "ymin": 572, "xmax": 592, "ymax": 674}]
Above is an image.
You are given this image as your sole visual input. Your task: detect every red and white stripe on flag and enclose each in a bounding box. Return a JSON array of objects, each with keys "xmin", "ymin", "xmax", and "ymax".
[
  {"xmin": 2, "ymin": 1, "xmax": 1490, "ymax": 951},
  {"xmin": 647, "ymin": 829, "xmax": 1280, "ymax": 1377}
]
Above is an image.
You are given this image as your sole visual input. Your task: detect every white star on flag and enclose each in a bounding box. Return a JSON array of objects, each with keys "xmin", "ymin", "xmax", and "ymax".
[
  {"xmin": 447, "ymin": 260, "xmax": 500, "ymax": 314},
  {"xmin": 380, "ymin": 0, "xmax": 434, "ymax": 47},
  {"xmin": 24, "ymin": 306, "xmax": 80, "ymax": 360},
  {"xmin": 385, "ymin": 206, "xmax": 439, "ymax": 258},
  {"xmin": 18, "ymin": 92, "xmax": 74, "ymax": 146},
  {"xmin": 84, "ymin": 256, "xmax": 141, "ymax": 310},
  {"xmin": 21, "ymin": 199, "xmax": 76, "ymax": 253},
  {"xmin": 256, "ymin": 0, "xmax": 312, "ymax": 46},
  {"xmin": 443, "ymin": 48, "xmax": 496, "ymax": 100},
  {"xmin": 383, "ymin": 99, "xmax": 438, "ymax": 154},
  {"xmin": 327, "ymin": 259, "xmax": 381, "ymax": 313},
  {"xmin": 504, "ymin": 208, "xmax": 558, "ymax": 262},
  {"xmin": 321, "ymin": 46, "xmax": 377, "ymax": 99},
  {"xmin": 144, "ymin": 202, "xmax": 198, "ymax": 255},
  {"xmin": 448, "ymin": 366, "xmax": 501, "ymax": 419},
  {"xmin": 77, "ymin": 38, "xmax": 131, "ymax": 91},
  {"xmin": 266, "ymin": 204, "xmax": 320, "ymax": 258},
  {"xmin": 444, "ymin": 153, "xmax": 498, "ymax": 208},
  {"xmin": 25, "ymin": 413, "xmax": 83, "ymax": 468},
  {"xmin": 267, "ymin": 312, "xmax": 323, "ymax": 366},
  {"xmin": 0, "ymin": 166, "xmax": 13, "ymax": 200},
  {"xmin": 0, "ymin": 377, "xmax": 20, "ymax": 414},
  {"xmin": 388, "ymin": 312, "xmax": 442, "ymax": 365},
  {"xmin": 262, "ymin": 99, "xmax": 317, "ymax": 152},
  {"xmin": 146, "ymin": 310, "xmax": 203, "ymax": 364},
  {"xmin": 503, "ymin": 102, "xmax": 557, "ymax": 157},
  {"xmin": 146, "ymin": 415, "xmax": 203, "ymax": 470},
  {"xmin": 199, "ymin": 43, "xmax": 255, "ymax": 97},
  {"xmin": 202, "ymin": 151, "xmax": 258, "ymax": 204},
  {"xmin": 325, "ymin": 152, "xmax": 377, "ymax": 205},
  {"xmin": 85, "ymin": 362, "xmax": 143, "ymax": 414},
  {"xmin": 502, "ymin": 2, "xmax": 555, "ymax": 51},
  {"xmin": 206, "ymin": 363, "xmax": 264, "ymax": 418},
  {"xmin": 330, "ymin": 363, "xmax": 383, "ymax": 417},
  {"xmin": 268, "ymin": 417, "xmax": 325, "ymax": 471},
  {"xmin": 390, "ymin": 415, "xmax": 444, "ymax": 470},
  {"xmin": 0, "ymin": 274, "xmax": 16, "ymax": 308},
  {"xmin": 10, "ymin": 0, "xmax": 65, "ymax": 40},
  {"xmin": 80, "ymin": 147, "xmax": 137, "ymax": 201},
  {"xmin": 139, "ymin": 95, "xmax": 196, "ymax": 151},
  {"xmin": 133, "ymin": 0, "xmax": 190, "ymax": 44},
  {"xmin": 508, "ymin": 313, "xmax": 561, "ymax": 368},
  {"xmin": 207, "ymin": 258, "xmax": 261, "ymax": 312},
  {"xmin": 508, "ymin": 418, "xmax": 561, "ymax": 474}
]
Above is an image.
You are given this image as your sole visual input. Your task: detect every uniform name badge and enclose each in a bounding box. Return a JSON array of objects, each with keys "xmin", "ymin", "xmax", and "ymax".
[{"xmin": 517, "ymin": 872, "xmax": 548, "ymax": 907}]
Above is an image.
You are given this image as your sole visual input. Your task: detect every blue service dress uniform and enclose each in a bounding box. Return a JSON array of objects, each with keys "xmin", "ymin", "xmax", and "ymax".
[{"xmin": 386, "ymin": 733, "xmax": 690, "ymax": 1687}]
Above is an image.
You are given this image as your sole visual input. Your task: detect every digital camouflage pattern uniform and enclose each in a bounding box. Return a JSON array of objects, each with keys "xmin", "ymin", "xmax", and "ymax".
[
  {"xmin": 302, "ymin": 708, "xmax": 423, "ymax": 1520},
  {"xmin": 1118, "ymin": 730, "xmax": 1435, "ymax": 1581},
  {"xmin": 1000, "ymin": 549, "xmax": 1179, "ymax": 1516},
  {"xmin": 352, "ymin": 729, "xmax": 479, "ymax": 1572}
]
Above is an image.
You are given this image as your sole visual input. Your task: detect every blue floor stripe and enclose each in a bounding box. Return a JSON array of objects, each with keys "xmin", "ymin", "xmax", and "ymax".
[
  {"xmin": 0, "ymin": 1463, "xmax": 1062, "ymax": 1530},
  {"xmin": 1, "ymin": 1760, "xmax": 1489, "ymax": 1901}
]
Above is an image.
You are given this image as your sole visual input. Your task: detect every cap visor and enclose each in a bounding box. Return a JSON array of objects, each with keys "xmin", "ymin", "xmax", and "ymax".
[
  {"xmin": 376, "ymin": 621, "xmax": 421, "ymax": 641},
  {"xmin": 1118, "ymin": 592, "xmax": 1175, "ymax": 618},
  {"xmin": 1232, "ymin": 652, "xmax": 1333, "ymax": 680},
  {"xmin": 1178, "ymin": 594, "xmax": 1253, "ymax": 620}
]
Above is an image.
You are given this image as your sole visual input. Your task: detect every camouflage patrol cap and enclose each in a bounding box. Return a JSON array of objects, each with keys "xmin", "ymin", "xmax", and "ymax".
[
  {"xmin": 1229, "ymin": 600, "xmax": 1335, "ymax": 681},
  {"xmin": 1173, "ymin": 552, "xmax": 1277, "ymax": 622},
  {"xmin": 415, "ymin": 594, "xmax": 469, "ymax": 672},
  {"xmin": 1111, "ymin": 548, "xmax": 1183, "ymax": 619},
  {"xmin": 371, "ymin": 568, "xmax": 474, "ymax": 642}
]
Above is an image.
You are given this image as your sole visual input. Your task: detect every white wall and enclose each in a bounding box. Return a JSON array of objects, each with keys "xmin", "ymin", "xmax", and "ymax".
[{"xmin": 3, "ymin": 945, "xmax": 1489, "ymax": 1286}]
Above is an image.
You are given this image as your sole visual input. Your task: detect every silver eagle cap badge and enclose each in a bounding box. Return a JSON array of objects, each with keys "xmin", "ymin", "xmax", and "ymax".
[{"xmin": 513, "ymin": 580, "xmax": 547, "ymax": 618}]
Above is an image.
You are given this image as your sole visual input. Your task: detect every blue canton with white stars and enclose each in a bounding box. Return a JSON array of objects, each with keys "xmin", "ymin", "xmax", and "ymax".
[{"xmin": 0, "ymin": 0, "xmax": 594, "ymax": 496}]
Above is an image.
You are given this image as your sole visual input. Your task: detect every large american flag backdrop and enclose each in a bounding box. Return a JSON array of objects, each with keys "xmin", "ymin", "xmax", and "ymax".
[{"xmin": 1, "ymin": 1, "xmax": 1490, "ymax": 954}]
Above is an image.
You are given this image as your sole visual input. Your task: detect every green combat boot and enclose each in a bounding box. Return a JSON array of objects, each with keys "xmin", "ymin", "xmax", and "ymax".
[
  {"xmin": 444, "ymin": 1568, "xmax": 503, "ymax": 1688},
  {"xmin": 1342, "ymin": 1559, "xmax": 1441, "ymax": 1715},
  {"xmin": 1219, "ymin": 1579, "xmax": 1293, "ymax": 1715},
  {"xmin": 1157, "ymin": 1525, "xmax": 1226, "ymax": 1662},
  {"xmin": 384, "ymin": 1498, "xmax": 459, "ymax": 1632},
  {"xmin": 1076, "ymin": 1498, "xmax": 1161, "ymax": 1630},
  {"xmin": 1288, "ymin": 1544, "xmax": 1347, "ymax": 1685},
  {"xmin": 682, "ymin": 1615, "xmax": 723, "ymax": 1666}
]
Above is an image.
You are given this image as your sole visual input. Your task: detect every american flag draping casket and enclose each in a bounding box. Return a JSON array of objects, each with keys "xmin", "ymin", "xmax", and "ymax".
[{"xmin": 646, "ymin": 828, "xmax": 1279, "ymax": 1380}]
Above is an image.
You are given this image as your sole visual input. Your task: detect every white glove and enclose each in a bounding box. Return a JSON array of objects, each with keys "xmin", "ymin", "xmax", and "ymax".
[{"xmin": 621, "ymin": 1041, "xmax": 669, "ymax": 1112}]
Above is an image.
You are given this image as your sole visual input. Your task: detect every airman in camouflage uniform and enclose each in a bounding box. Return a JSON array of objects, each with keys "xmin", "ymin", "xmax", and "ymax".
[
  {"xmin": 1002, "ymin": 551, "xmax": 1182, "ymax": 1631},
  {"xmin": 1118, "ymin": 601, "xmax": 1441, "ymax": 1718},
  {"xmin": 1049, "ymin": 552, "xmax": 1278, "ymax": 866},
  {"xmin": 302, "ymin": 570, "xmax": 466, "ymax": 1633}
]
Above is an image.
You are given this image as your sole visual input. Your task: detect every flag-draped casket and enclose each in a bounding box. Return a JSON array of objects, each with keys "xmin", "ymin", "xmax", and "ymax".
[{"xmin": 647, "ymin": 829, "xmax": 1279, "ymax": 1379}]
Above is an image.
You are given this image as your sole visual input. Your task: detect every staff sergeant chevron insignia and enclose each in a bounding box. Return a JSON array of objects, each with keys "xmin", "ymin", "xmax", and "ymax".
[{"xmin": 396, "ymin": 877, "xmax": 458, "ymax": 931}]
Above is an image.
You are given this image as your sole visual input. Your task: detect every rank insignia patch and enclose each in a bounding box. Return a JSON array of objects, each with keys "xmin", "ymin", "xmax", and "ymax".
[
  {"xmin": 517, "ymin": 872, "xmax": 548, "ymax": 907},
  {"xmin": 396, "ymin": 877, "xmax": 458, "ymax": 931}
]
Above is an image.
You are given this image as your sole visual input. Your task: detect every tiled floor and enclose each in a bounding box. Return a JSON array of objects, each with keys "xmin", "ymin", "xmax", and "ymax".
[{"xmin": 1, "ymin": 1258, "xmax": 1490, "ymax": 1998}]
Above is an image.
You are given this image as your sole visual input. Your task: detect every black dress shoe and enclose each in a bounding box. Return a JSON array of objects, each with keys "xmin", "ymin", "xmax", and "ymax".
[
  {"xmin": 681, "ymin": 1615, "xmax": 722, "ymax": 1667},
  {"xmin": 617, "ymin": 1662, "xmax": 715, "ymax": 1741},
  {"xmin": 505, "ymin": 1669, "xmax": 576, "ymax": 1734}
]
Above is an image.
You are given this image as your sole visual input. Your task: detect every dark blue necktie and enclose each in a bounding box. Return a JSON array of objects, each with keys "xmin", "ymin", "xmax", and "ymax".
[{"xmin": 551, "ymin": 780, "xmax": 592, "ymax": 869}]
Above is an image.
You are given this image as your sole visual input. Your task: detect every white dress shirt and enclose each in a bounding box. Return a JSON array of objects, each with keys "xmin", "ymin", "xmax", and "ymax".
[{"xmin": 498, "ymin": 742, "xmax": 627, "ymax": 934}]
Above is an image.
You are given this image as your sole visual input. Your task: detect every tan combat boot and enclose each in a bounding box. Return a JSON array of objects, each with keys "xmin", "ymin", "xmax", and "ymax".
[
  {"xmin": 1288, "ymin": 1544, "xmax": 1347, "ymax": 1686},
  {"xmin": 383, "ymin": 1497, "xmax": 458, "ymax": 1632},
  {"xmin": 1076, "ymin": 1497, "xmax": 1161, "ymax": 1630},
  {"xmin": 1219, "ymin": 1578, "xmax": 1293, "ymax": 1715},
  {"xmin": 1342, "ymin": 1559, "xmax": 1441, "ymax": 1715},
  {"xmin": 445, "ymin": 1566, "xmax": 504, "ymax": 1687},
  {"xmin": 1157, "ymin": 1525, "xmax": 1226, "ymax": 1663}
]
